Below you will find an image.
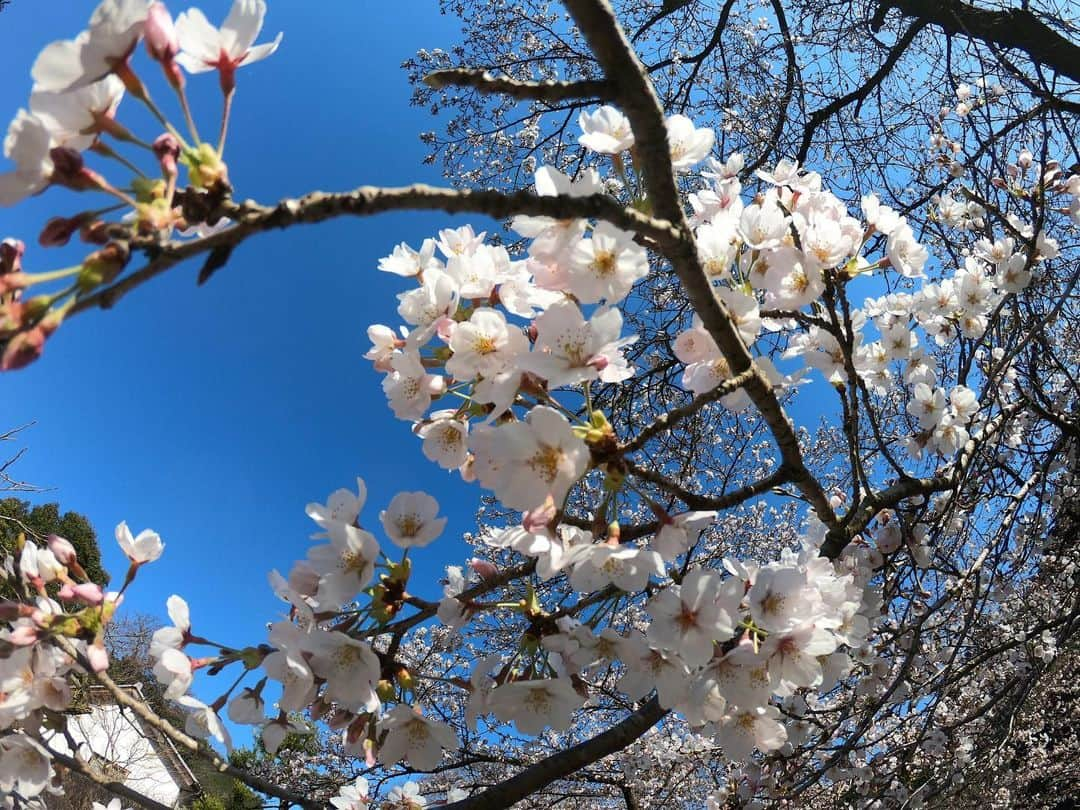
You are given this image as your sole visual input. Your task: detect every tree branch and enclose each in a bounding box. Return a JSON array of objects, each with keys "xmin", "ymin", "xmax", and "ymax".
[
  {"xmin": 72, "ymin": 185, "xmax": 678, "ymax": 315},
  {"xmin": 563, "ymin": 0, "xmax": 839, "ymax": 530},
  {"xmin": 443, "ymin": 697, "xmax": 666, "ymax": 810},
  {"xmin": 424, "ymin": 69, "xmax": 613, "ymax": 103},
  {"xmin": 875, "ymin": 0, "xmax": 1080, "ymax": 85}
]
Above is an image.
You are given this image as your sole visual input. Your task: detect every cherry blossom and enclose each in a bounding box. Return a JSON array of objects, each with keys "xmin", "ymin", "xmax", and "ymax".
[
  {"xmin": 518, "ymin": 298, "xmax": 636, "ymax": 388},
  {"xmin": 32, "ymin": 0, "xmax": 149, "ymax": 93},
  {"xmin": 114, "ymin": 520, "xmax": 164, "ymax": 564},
  {"xmin": 665, "ymin": 114, "xmax": 715, "ymax": 171},
  {"xmin": 469, "ymin": 405, "xmax": 588, "ymax": 511},
  {"xmin": 488, "ymin": 678, "xmax": 583, "ymax": 735},
  {"xmin": 566, "ymin": 222, "xmax": 649, "ymax": 304},
  {"xmin": 377, "ymin": 705, "xmax": 458, "ymax": 771},
  {"xmin": 577, "ymin": 105, "xmax": 634, "ymax": 154},
  {"xmin": 175, "ymin": 0, "xmax": 282, "ymax": 89},
  {"xmin": 646, "ymin": 568, "xmax": 740, "ymax": 667},
  {"xmin": 379, "ymin": 490, "xmax": 447, "ymax": 548}
]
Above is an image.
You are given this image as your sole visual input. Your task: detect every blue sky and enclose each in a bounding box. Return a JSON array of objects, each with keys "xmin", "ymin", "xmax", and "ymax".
[{"xmin": 0, "ymin": 0, "xmax": 483, "ymax": 726}]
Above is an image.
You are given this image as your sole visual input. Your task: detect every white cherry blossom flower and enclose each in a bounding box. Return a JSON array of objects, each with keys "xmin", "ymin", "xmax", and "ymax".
[
  {"xmin": 665, "ymin": 114, "xmax": 715, "ymax": 170},
  {"xmin": 115, "ymin": 520, "xmax": 164, "ymax": 564},
  {"xmin": 306, "ymin": 630, "xmax": 381, "ymax": 713},
  {"xmin": 760, "ymin": 622, "xmax": 837, "ymax": 689},
  {"xmin": 306, "ymin": 477, "xmax": 367, "ymax": 535},
  {"xmin": 175, "ymin": 0, "xmax": 282, "ymax": 81},
  {"xmin": 380, "ymin": 491, "xmax": 446, "ymax": 548},
  {"xmin": 886, "ymin": 223, "xmax": 928, "ymax": 278},
  {"xmin": 379, "ymin": 238, "xmax": 440, "ymax": 277},
  {"xmin": 382, "ymin": 350, "xmax": 445, "ymax": 420},
  {"xmin": 647, "ymin": 569, "xmax": 740, "ymax": 666},
  {"xmin": 331, "ymin": 778, "xmax": 372, "ymax": 810},
  {"xmin": 150, "ymin": 594, "xmax": 190, "ymax": 656},
  {"xmin": 469, "ymin": 406, "xmax": 588, "ymax": 511},
  {"xmin": 653, "ymin": 510, "xmax": 716, "ymax": 561},
  {"xmin": 713, "ymin": 703, "xmax": 788, "ymax": 761},
  {"xmin": 446, "ymin": 307, "xmax": 527, "ymax": 380},
  {"xmin": 519, "ymin": 299, "xmax": 636, "ymax": 388},
  {"xmin": 908, "ymin": 383, "xmax": 947, "ymax": 429},
  {"xmin": 0, "ymin": 733, "xmax": 51, "ymax": 798},
  {"xmin": 384, "ymin": 782, "xmax": 426, "ymax": 810},
  {"xmin": 566, "ymin": 222, "xmax": 649, "ymax": 304},
  {"xmin": 179, "ymin": 695, "xmax": 231, "ymax": 749},
  {"xmin": 436, "ymin": 225, "xmax": 486, "ymax": 259},
  {"xmin": 32, "ymin": 0, "xmax": 149, "ymax": 93},
  {"xmin": 0, "ymin": 112, "xmax": 56, "ymax": 206},
  {"xmin": 307, "ymin": 523, "xmax": 380, "ymax": 609},
  {"xmin": 419, "ymin": 411, "xmax": 470, "ymax": 470},
  {"xmin": 227, "ymin": 687, "xmax": 265, "ymax": 725},
  {"xmin": 739, "ymin": 200, "xmax": 789, "ymax": 250},
  {"xmin": 747, "ymin": 564, "xmax": 812, "ymax": 632},
  {"xmin": 152, "ymin": 647, "xmax": 193, "ymax": 699},
  {"xmin": 617, "ymin": 633, "xmax": 691, "ymax": 708},
  {"xmin": 263, "ymin": 644, "xmax": 317, "ymax": 712},
  {"xmin": 377, "ymin": 705, "xmax": 458, "ymax": 771},
  {"xmin": 488, "ymin": 678, "xmax": 583, "ymax": 735},
  {"xmin": 578, "ymin": 106, "xmax": 634, "ymax": 154},
  {"xmin": 569, "ymin": 544, "xmax": 664, "ymax": 593},
  {"xmin": 512, "ymin": 166, "xmax": 600, "ymax": 259},
  {"xmin": 397, "ymin": 268, "xmax": 459, "ymax": 327}
]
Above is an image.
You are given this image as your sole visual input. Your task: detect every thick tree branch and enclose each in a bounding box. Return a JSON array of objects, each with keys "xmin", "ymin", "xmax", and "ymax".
[
  {"xmin": 875, "ymin": 0, "xmax": 1080, "ymax": 85},
  {"xmin": 563, "ymin": 0, "xmax": 839, "ymax": 530},
  {"xmin": 42, "ymin": 745, "xmax": 172, "ymax": 810},
  {"xmin": 72, "ymin": 185, "xmax": 678, "ymax": 315},
  {"xmin": 443, "ymin": 697, "xmax": 666, "ymax": 810}
]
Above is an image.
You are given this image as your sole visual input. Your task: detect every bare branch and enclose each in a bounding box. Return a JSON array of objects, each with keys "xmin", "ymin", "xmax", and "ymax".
[{"xmin": 424, "ymin": 69, "xmax": 613, "ymax": 102}]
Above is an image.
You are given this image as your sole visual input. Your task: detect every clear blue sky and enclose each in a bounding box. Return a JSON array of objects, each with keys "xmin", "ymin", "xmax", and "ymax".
[{"xmin": 1, "ymin": 0, "xmax": 482, "ymax": 718}]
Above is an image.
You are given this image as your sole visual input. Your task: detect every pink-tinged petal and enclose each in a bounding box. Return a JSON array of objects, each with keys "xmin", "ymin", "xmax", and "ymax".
[
  {"xmin": 238, "ymin": 31, "xmax": 281, "ymax": 67},
  {"xmin": 31, "ymin": 35, "xmax": 88, "ymax": 93},
  {"xmin": 175, "ymin": 7, "xmax": 221, "ymax": 65},
  {"xmin": 221, "ymin": 0, "xmax": 266, "ymax": 56},
  {"xmin": 174, "ymin": 51, "xmax": 215, "ymax": 73}
]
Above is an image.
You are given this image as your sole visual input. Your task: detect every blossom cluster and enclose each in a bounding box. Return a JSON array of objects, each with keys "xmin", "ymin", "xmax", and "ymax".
[
  {"xmin": 0, "ymin": 0, "xmax": 279, "ymax": 370},
  {"xmin": 0, "ymin": 522, "xmax": 161, "ymax": 801},
  {"xmin": 0, "ymin": 1, "xmax": 1077, "ymax": 806}
]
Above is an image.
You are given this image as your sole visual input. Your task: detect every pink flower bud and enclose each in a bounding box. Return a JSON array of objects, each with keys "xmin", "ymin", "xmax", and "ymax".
[
  {"xmin": 144, "ymin": 2, "xmax": 180, "ymax": 62},
  {"xmin": 39, "ymin": 215, "xmax": 90, "ymax": 248},
  {"xmin": 0, "ymin": 272, "xmax": 29, "ymax": 296},
  {"xmin": 87, "ymin": 642, "xmax": 110, "ymax": 673},
  {"xmin": 0, "ymin": 239, "xmax": 25, "ymax": 275},
  {"xmin": 468, "ymin": 558, "xmax": 499, "ymax": 581},
  {"xmin": 153, "ymin": 133, "xmax": 181, "ymax": 177},
  {"xmin": 1, "ymin": 326, "xmax": 47, "ymax": 371},
  {"xmin": 59, "ymin": 582, "xmax": 105, "ymax": 606},
  {"xmin": 49, "ymin": 147, "xmax": 85, "ymax": 184},
  {"xmin": 1, "ymin": 308, "xmax": 63, "ymax": 371},
  {"xmin": 47, "ymin": 535, "xmax": 78, "ymax": 565}
]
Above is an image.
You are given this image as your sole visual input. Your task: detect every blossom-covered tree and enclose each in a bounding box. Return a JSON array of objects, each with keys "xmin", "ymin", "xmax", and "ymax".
[{"xmin": 0, "ymin": 1, "xmax": 1077, "ymax": 809}]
